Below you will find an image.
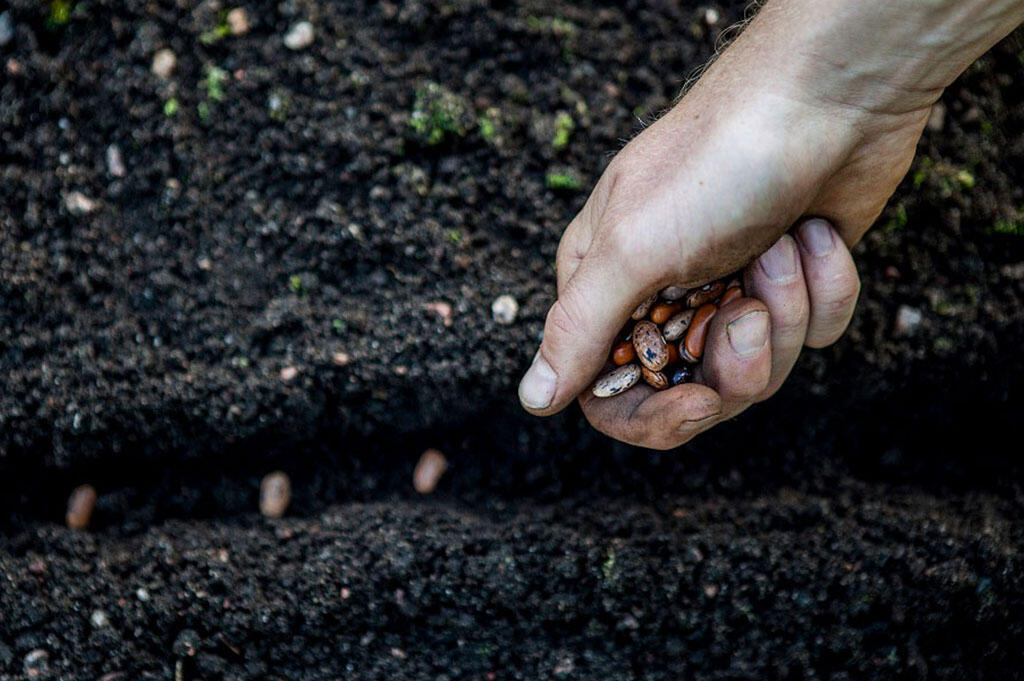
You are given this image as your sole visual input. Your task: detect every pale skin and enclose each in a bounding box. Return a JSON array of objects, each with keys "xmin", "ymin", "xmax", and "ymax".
[{"xmin": 519, "ymin": 0, "xmax": 1024, "ymax": 449}]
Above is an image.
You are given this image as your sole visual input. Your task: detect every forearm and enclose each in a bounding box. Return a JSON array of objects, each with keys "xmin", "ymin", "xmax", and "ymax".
[{"xmin": 719, "ymin": 0, "xmax": 1024, "ymax": 115}]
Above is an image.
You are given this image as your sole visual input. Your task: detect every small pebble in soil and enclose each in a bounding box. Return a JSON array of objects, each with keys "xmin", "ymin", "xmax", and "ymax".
[
  {"xmin": 927, "ymin": 102, "xmax": 946, "ymax": 132},
  {"xmin": 424, "ymin": 301, "xmax": 453, "ymax": 327},
  {"xmin": 151, "ymin": 48, "xmax": 177, "ymax": 79},
  {"xmin": 703, "ymin": 7, "xmax": 721, "ymax": 25},
  {"xmin": 23, "ymin": 650, "xmax": 49, "ymax": 678},
  {"xmin": 105, "ymin": 144, "xmax": 126, "ymax": 177},
  {"xmin": 895, "ymin": 305, "xmax": 923, "ymax": 337},
  {"xmin": 90, "ymin": 609, "xmax": 109, "ymax": 628},
  {"xmin": 413, "ymin": 448, "xmax": 448, "ymax": 494},
  {"xmin": 173, "ymin": 629, "xmax": 200, "ymax": 658},
  {"xmin": 65, "ymin": 191, "xmax": 98, "ymax": 215},
  {"xmin": 331, "ymin": 351, "xmax": 351, "ymax": 366},
  {"xmin": 259, "ymin": 471, "xmax": 291, "ymax": 518},
  {"xmin": 283, "ymin": 21, "xmax": 314, "ymax": 50},
  {"xmin": 226, "ymin": 7, "xmax": 250, "ymax": 35},
  {"xmin": 491, "ymin": 294, "xmax": 519, "ymax": 325},
  {"xmin": 280, "ymin": 365, "xmax": 298, "ymax": 382},
  {"xmin": 0, "ymin": 11, "xmax": 14, "ymax": 47},
  {"xmin": 66, "ymin": 483, "xmax": 98, "ymax": 530}
]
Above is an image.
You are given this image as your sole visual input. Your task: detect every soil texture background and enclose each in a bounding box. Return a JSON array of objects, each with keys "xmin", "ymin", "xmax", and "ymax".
[{"xmin": 1, "ymin": 0, "xmax": 1023, "ymax": 679}]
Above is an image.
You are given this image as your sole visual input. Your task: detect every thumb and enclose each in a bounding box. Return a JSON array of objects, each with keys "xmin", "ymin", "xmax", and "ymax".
[{"xmin": 519, "ymin": 249, "xmax": 641, "ymax": 416}]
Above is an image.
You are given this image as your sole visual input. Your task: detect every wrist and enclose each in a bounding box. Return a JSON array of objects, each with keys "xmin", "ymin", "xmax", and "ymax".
[{"xmin": 731, "ymin": 0, "xmax": 1024, "ymax": 119}]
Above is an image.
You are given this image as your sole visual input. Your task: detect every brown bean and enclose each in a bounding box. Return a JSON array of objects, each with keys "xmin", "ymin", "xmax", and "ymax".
[
  {"xmin": 631, "ymin": 293, "xmax": 658, "ymax": 320},
  {"xmin": 612, "ymin": 341, "xmax": 636, "ymax": 366},
  {"xmin": 631, "ymin": 320, "xmax": 668, "ymax": 371},
  {"xmin": 66, "ymin": 484, "xmax": 97, "ymax": 531},
  {"xmin": 592, "ymin": 363, "xmax": 641, "ymax": 398},
  {"xmin": 413, "ymin": 449, "xmax": 448, "ymax": 494},
  {"xmin": 718, "ymin": 285, "xmax": 743, "ymax": 307},
  {"xmin": 260, "ymin": 471, "xmax": 292, "ymax": 518},
  {"xmin": 663, "ymin": 308, "xmax": 696, "ymax": 341},
  {"xmin": 642, "ymin": 367, "xmax": 669, "ymax": 390},
  {"xmin": 685, "ymin": 281, "xmax": 725, "ymax": 308},
  {"xmin": 682, "ymin": 304, "xmax": 717, "ymax": 362},
  {"xmin": 666, "ymin": 342, "xmax": 680, "ymax": 365},
  {"xmin": 649, "ymin": 301, "xmax": 683, "ymax": 325}
]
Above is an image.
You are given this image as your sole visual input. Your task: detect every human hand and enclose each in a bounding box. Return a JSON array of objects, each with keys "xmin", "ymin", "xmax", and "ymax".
[{"xmin": 517, "ymin": 4, "xmax": 933, "ymax": 448}]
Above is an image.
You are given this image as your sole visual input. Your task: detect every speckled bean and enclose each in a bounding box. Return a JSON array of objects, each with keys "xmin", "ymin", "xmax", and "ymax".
[
  {"xmin": 685, "ymin": 281, "xmax": 725, "ymax": 308},
  {"xmin": 631, "ymin": 293, "xmax": 658, "ymax": 320},
  {"xmin": 662, "ymin": 308, "xmax": 696, "ymax": 342},
  {"xmin": 642, "ymin": 367, "xmax": 669, "ymax": 390},
  {"xmin": 593, "ymin": 364, "xmax": 641, "ymax": 398},
  {"xmin": 682, "ymin": 303, "xmax": 717, "ymax": 363},
  {"xmin": 631, "ymin": 320, "xmax": 668, "ymax": 371},
  {"xmin": 660, "ymin": 285, "xmax": 688, "ymax": 301}
]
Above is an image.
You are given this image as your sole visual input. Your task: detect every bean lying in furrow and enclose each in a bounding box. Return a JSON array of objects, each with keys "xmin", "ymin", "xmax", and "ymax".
[
  {"xmin": 593, "ymin": 364, "xmax": 642, "ymax": 397},
  {"xmin": 685, "ymin": 281, "xmax": 725, "ymax": 308},
  {"xmin": 662, "ymin": 308, "xmax": 696, "ymax": 342},
  {"xmin": 631, "ymin": 293, "xmax": 658, "ymax": 320},
  {"xmin": 642, "ymin": 367, "xmax": 669, "ymax": 390},
  {"xmin": 632, "ymin": 321, "xmax": 668, "ymax": 371},
  {"xmin": 592, "ymin": 274, "xmax": 744, "ymax": 398},
  {"xmin": 682, "ymin": 303, "xmax": 717, "ymax": 363}
]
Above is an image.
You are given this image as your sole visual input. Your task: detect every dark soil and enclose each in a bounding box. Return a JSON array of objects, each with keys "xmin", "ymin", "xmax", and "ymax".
[{"xmin": 1, "ymin": 0, "xmax": 1023, "ymax": 679}]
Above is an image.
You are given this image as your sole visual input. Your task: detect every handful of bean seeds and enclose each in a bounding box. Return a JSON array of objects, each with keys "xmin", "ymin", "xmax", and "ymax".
[{"xmin": 592, "ymin": 276, "xmax": 744, "ymax": 397}]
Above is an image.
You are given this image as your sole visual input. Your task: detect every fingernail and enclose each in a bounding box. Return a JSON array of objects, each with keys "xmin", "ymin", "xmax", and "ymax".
[
  {"xmin": 758, "ymin": 235, "xmax": 798, "ymax": 282},
  {"xmin": 798, "ymin": 219, "xmax": 835, "ymax": 256},
  {"xmin": 518, "ymin": 351, "xmax": 557, "ymax": 410},
  {"xmin": 727, "ymin": 311, "xmax": 769, "ymax": 357}
]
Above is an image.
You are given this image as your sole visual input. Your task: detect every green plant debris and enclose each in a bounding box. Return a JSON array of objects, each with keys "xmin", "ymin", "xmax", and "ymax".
[
  {"xmin": 197, "ymin": 100, "xmax": 211, "ymax": 122},
  {"xmin": 46, "ymin": 0, "xmax": 73, "ymax": 29},
  {"xmin": 409, "ymin": 82, "xmax": 470, "ymax": 145},
  {"xmin": 478, "ymin": 110, "xmax": 499, "ymax": 143},
  {"xmin": 883, "ymin": 204, "xmax": 908, "ymax": 232},
  {"xmin": 912, "ymin": 157, "xmax": 977, "ymax": 196},
  {"xmin": 955, "ymin": 169, "xmax": 975, "ymax": 189},
  {"xmin": 526, "ymin": 15, "xmax": 578, "ymax": 38},
  {"xmin": 601, "ymin": 548, "xmax": 618, "ymax": 582},
  {"xmin": 988, "ymin": 218, "xmax": 1024, "ymax": 236},
  {"xmin": 445, "ymin": 229, "xmax": 462, "ymax": 245},
  {"xmin": 288, "ymin": 274, "xmax": 304, "ymax": 295},
  {"xmin": 332, "ymin": 318, "xmax": 346, "ymax": 333},
  {"xmin": 202, "ymin": 64, "xmax": 229, "ymax": 102},
  {"xmin": 546, "ymin": 170, "xmax": 581, "ymax": 191},
  {"xmin": 163, "ymin": 97, "xmax": 180, "ymax": 117},
  {"xmin": 199, "ymin": 15, "xmax": 231, "ymax": 45},
  {"xmin": 552, "ymin": 112, "xmax": 574, "ymax": 150}
]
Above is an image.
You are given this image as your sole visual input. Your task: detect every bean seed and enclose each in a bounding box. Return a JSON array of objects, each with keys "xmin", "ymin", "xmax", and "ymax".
[
  {"xmin": 66, "ymin": 484, "xmax": 97, "ymax": 531},
  {"xmin": 663, "ymin": 308, "xmax": 696, "ymax": 341},
  {"xmin": 592, "ymin": 364, "xmax": 641, "ymax": 397},
  {"xmin": 718, "ymin": 285, "xmax": 743, "ymax": 307},
  {"xmin": 660, "ymin": 285, "xmax": 688, "ymax": 301},
  {"xmin": 649, "ymin": 301, "xmax": 683, "ymax": 325},
  {"xmin": 682, "ymin": 304, "xmax": 717, "ymax": 363},
  {"xmin": 642, "ymin": 367, "xmax": 669, "ymax": 390},
  {"xmin": 666, "ymin": 342, "xmax": 680, "ymax": 365},
  {"xmin": 631, "ymin": 293, "xmax": 658, "ymax": 320},
  {"xmin": 685, "ymin": 281, "xmax": 725, "ymax": 308},
  {"xmin": 631, "ymin": 320, "xmax": 668, "ymax": 371},
  {"xmin": 612, "ymin": 341, "xmax": 636, "ymax": 366},
  {"xmin": 413, "ymin": 448, "xmax": 448, "ymax": 494},
  {"xmin": 259, "ymin": 471, "xmax": 291, "ymax": 518},
  {"xmin": 670, "ymin": 365, "xmax": 694, "ymax": 386}
]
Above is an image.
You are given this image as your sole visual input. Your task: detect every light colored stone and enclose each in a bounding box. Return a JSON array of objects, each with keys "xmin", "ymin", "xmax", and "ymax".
[
  {"xmin": 413, "ymin": 449, "xmax": 447, "ymax": 494},
  {"xmin": 226, "ymin": 8, "xmax": 249, "ymax": 36},
  {"xmin": 895, "ymin": 305, "xmax": 923, "ymax": 337},
  {"xmin": 283, "ymin": 21, "xmax": 314, "ymax": 50},
  {"xmin": 105, "ymin": 144, "xmax": 126, "ymax": 177},
  {"xmin": 491, "ymin": 294, "xmax": 519, "ymax": 325},
  {"xmin": 65, "ymin": 191, "xmax": 98, "ymax": 215},
  {"xmin": 151, "ymin": 48, "xmax": 177, "ymax": 79},
  {"xmin": 259, "ymin": 471, "xmax": 291, "ymax": 518}
]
